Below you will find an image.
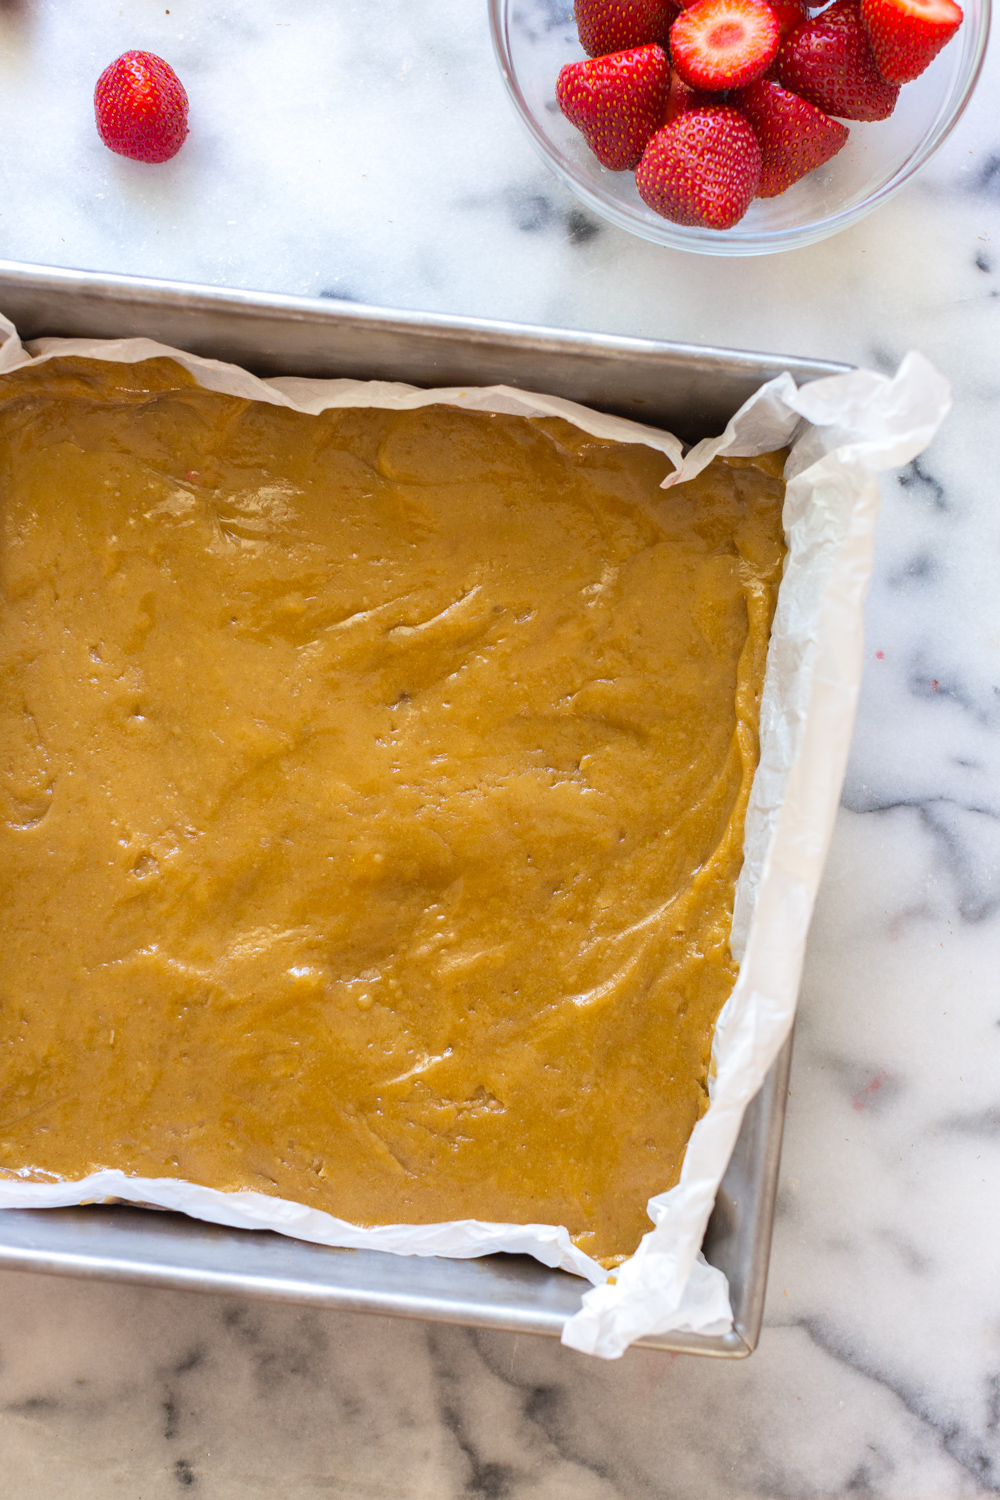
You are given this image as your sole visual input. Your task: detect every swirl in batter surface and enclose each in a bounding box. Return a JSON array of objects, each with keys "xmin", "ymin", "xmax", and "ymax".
[{"xmin": 0, "ymin": 358, "xmax": 785, "ymax": 1262}]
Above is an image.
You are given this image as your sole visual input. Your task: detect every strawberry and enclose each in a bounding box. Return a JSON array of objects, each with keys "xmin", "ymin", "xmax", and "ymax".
[
  {"xmin": 635, "ymin": 106, "xmax": 761, "ymax": 227},
  {"xmin": 670, "ymin": 0, "xmax": 781, "ymax": 91},
  {"xmin": 736, "ymin": 77, "xmax": 849, "ymax": 195},
  {"xmin": 775, "ymin": 0, "xmax": 900, "ymax": 120},
  {"xmin": 663, "ymin": 69, "xmax": 719, "ymax": 120},
  {"xmin": 769, "ymin": 0, "xmax": 808, "ymax": 37},
  {"xmin": 861, "ymin": 0, "xmax": 963, "ymax": 82},
  {"xmin": 94, "ymin": 51, "xmax": 189, "ymax": 164},
  {"xmin": 575, "ymin": 0, "xmax": 679, "ymax": 55},
  {"xmin": 557, "ymin": 44, "xmax": 671, "ymax": 171}
]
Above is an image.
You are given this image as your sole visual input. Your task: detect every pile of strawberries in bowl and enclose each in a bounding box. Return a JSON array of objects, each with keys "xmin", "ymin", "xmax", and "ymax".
[
  {"xmin": 489, "ymin": 0, "xmax": 988, "ymax": 252},
  {"xmin": 556, "ymin": 0, "xmax": 964, "ymax": 229}
]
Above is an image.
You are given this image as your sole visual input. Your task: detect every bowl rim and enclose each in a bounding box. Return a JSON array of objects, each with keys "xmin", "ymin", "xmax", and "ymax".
[{"xmin": 488, "ymin": 0, "xmax": 993, "ymax": 255}]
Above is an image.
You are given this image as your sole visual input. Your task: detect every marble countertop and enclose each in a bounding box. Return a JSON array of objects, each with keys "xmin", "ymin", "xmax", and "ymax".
[{"xmin": 1, "ymin": 1, "xmax": 999, "ymax": 1495}]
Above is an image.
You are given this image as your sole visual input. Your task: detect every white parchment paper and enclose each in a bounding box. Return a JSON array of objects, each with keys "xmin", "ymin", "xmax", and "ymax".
[{"xmin": 0, "ymin": 313, "xmax": 950, "ymax": 1358}]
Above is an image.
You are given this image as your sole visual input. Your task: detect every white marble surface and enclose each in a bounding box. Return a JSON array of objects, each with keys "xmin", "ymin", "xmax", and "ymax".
[{"xmin": 1, "ymin": 0, "xmax": 1000, "ymax": 1494}]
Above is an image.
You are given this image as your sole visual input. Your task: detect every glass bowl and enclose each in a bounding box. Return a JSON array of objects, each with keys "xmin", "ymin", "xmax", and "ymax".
[{"xmin": 489, "ymin": 0, "xmax": 991, "ymax": 255}]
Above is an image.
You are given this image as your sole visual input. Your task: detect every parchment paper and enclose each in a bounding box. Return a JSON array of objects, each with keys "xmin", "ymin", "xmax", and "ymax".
[{"xmin": 0, "ymin": 313, "xmax": 950, "ymax": 1358}]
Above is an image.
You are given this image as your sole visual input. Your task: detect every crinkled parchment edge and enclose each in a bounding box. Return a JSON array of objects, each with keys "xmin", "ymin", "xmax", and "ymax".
[{"xmin": 0, "ymin": 316, "xmax": 950, "ymax": 1356}]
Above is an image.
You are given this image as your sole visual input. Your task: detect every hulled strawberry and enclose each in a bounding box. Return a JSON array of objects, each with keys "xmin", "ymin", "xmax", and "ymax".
[
  {"xmin": 575, "ymin": 0, "xmax": 680, "ymax": 54},
  {"xmin": 94, "ymin": 51, "xmax": 189, "ymax": 164},
  {"xmin": 736, "ymin": 78, "xmax": 849, "ymax": 195},
  {"xmin": 670, "ymin": 0, "xmax": 781, "ymax": 91},
  {"xmin": 557, "ymin": 44, "xmax": 671, "ymax": 170},
  {"xmin": 769, "ymin": 0, "xmax": 808, "ymax": 37},
  {"xmin": 861, "ymin": 0, "xmax": 963, "ymax": 82},
  {"xmin": 663, "ymin": 69, "xmax": 720, "ymax": 120},
  {"xmin": 776, "ymin": 0, "xmax": 900, "ymax": 120},
  {"xmin": 635, "ymin": 106, "xmax": 761, "ymax": 227}
]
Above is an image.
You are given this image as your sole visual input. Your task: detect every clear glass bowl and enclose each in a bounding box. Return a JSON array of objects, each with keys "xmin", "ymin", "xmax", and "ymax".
[{"xmin": 489, "ymin": 0, "xmax": 991, "ymax": 255}]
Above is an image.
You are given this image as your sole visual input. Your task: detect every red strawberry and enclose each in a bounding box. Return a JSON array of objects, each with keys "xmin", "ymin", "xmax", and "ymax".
[
  {"xmin": 557, "ymin": 44, "xmax": 671, "ymax": 171},
  {"xmin": 635, "ymin": 106, "xmax": 761, "ymax": 227},
  {"xmin": 736, "ymin": 78, "xmax": 849, "ymax": 195},
  {"xmin": 94, "ymin": 51, "xmax": 189, "ymax": 164},
  {"xmin": 776, "ymin": 0, "xmax": 899, "ymax": 119},
  {"xmin": 668, "ymin": 0, "xmax": 800, "ymax": 24},
  {"xmin": 770, "ymin": 0, "xmax": 808, "ymax": 37},
  {"xmin": 663, "ymin": 69, "xmax": 719, "ymax": 120},
  {"xmin": 670, "ymin": 0, "xmax": 781, "ymax": 90},
  {"xmin": 861, "ymin": 0, "xmax": 963, "ymax": 82},
  {"xmin": 575, "ymin": 0, "xmax": 680, "ymax": 54}
]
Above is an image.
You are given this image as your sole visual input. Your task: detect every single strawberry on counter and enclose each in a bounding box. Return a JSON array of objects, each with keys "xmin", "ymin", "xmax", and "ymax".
[
  {"xmin": 635, "ymin": 105, "xmax": 761, "ymax": 227},
  {"xmin": 557, "ymin": 44, "xmax": 671, "ymax": 170},
  {"xmin": 736, "ymin": 77, "xmax": 849, "ymax": 195},
  {"xmin": 776, "ymin": 0, "xmax": 900, "ymax": 120},
  {"xmin": 575, "ymin": 0, "xmax": 679, "ymax": 54},
  {"xmin": 861, "ymin": 0, "xmax": 963, "ymax": 82},
  {"xmin": 95, "ymin": 51, "xmax": 189, "ymax": 163},
  {"xmin": 670, "ymin": 0, "xmax": 781, "ymax": 91}
]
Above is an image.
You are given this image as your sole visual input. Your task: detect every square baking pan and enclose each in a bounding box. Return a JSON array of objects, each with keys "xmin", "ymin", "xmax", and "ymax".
[{"xmin": 0, "ymin": 260, "xmax": 840, "ymax": 1355}]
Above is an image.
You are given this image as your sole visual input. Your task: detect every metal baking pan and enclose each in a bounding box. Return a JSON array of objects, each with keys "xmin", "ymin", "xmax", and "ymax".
[{"xmin": 0, "ymin": 259, "xmax": 838, "ymax": 1355}]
